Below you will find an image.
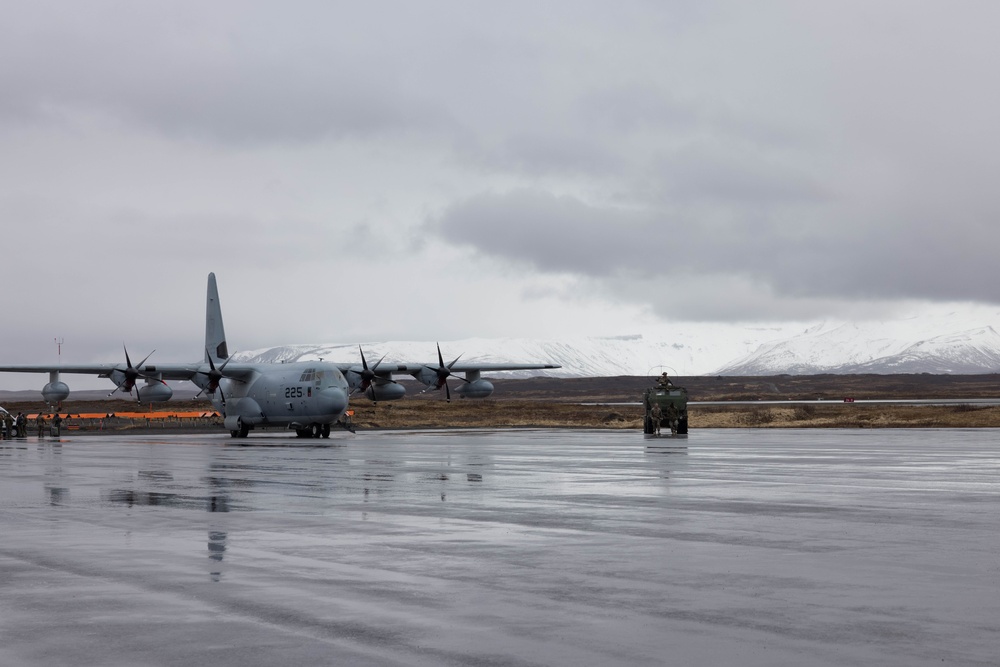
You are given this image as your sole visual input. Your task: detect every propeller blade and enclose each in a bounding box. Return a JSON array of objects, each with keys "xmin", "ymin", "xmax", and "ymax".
[
  {"xmin": 200, "ymin": 347, "xmax": 240, "ymax": 397},
  {"xmin": 113, "ymin": 345, "xmax": 156, "ymax": 395},
  {"xmin": 356, "ymin": 347, "xmax": 396, "ymax": 395},
  {"xmin": 424, "ymin": 344, "xmax": 469, "ymax": 400},
  {"xmin": 135, "ymin": 349, "xmax": 155, "ymax": 369}
]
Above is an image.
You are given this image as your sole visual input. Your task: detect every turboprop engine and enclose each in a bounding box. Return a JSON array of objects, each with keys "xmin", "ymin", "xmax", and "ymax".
[
  {"xmin": 414, "ymin": 351, "xmax": 495, "ymax": 400},
  {"xmin": 413, "ymin": 366, "xmax": 441, "ymax": 387},
  {"xmin": 108, "ymin": 368, "xmax": 128, "ymax": 389},
  {"xmin": 351, "ymin": 347, "xmax": 406, "ymax": 402},
  {"xmin": 107, "ymin": 347, "xmax": 157, "ymax": 397}
]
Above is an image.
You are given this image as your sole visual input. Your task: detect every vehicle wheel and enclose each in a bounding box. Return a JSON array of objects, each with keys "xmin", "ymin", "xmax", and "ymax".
[{"xmin": 321, "ymin": 423, "xmax": 331, "ymax": 438}]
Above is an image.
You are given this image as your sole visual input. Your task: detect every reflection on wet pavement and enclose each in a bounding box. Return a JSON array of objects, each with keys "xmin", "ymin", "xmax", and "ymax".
[{"xmin": 1, "ymin": 428, "xmax": 999, "ymax": 666}]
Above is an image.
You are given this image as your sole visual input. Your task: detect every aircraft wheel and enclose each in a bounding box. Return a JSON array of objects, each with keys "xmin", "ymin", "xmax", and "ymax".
[
  {"xmin": 312, "ymin": 423, "xmax": 322, "ymax": 438},
  {"xmin": 295, "ymin": 428, "xmax": 310, "ymax": 438},
  {"xmin": 230, "ymin": 430, "xmax": 240, "ymax": 438},
  {"xmin": 237, "ymin": 422, "xmax": 250, "ymax": 438},
  {"xmin": 321, "ymin": 424, "xmax": 331, "ymax": 438}
]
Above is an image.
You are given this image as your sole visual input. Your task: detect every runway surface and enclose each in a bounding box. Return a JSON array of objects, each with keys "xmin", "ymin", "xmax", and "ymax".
[{"xmin": 1, "ymin": 428, "xmax": 998, "ymax": 666}]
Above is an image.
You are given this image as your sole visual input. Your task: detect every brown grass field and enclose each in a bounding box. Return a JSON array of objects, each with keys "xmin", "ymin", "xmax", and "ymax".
[
  {"xmin": 4, "ymin": 374, "xmax": 1000, "ymax": 431},
  {"xmin": 336, "ymin": 399, "xmax": 1000, "ymax": 430}
]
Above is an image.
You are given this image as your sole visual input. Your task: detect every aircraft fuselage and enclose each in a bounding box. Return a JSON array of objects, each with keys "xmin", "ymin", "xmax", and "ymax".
[{"xmin": 213, "ymin": 361, "xmax": 350, "ymax": 436}]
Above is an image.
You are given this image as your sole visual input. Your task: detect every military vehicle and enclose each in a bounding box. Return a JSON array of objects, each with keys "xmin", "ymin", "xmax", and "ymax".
[{"xmin": 642, "ymin": 382, "xmax": 688, "ymax": 437}]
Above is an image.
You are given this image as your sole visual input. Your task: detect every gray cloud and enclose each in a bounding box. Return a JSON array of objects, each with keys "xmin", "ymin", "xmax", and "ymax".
[
  {"xmin": 433, "ymin": 184, "xmax": 1000, "ymax": 320},
  {"xmin": 0, "ymin": 1, "xmax": 458, "ymax": 145},
  {"xmin": 420, "ymin": 2, "xmax": 1000, "ymax": 319},
  {"xmin": 1, "ymin": 0, "xmax": 1000, "ymax": 391}
]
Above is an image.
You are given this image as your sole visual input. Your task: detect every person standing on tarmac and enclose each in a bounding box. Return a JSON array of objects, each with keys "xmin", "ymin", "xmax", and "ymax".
[
  {"xmin": 51, "ymin": 413, "xmax": 63, "ymax": 437},
  {"xmin": 2, "ymin": 411, "xmax": 11, "ymax": 439},
  {"xmin": 665, "ymin": 403, "xmax": 680, "ymax": 435},
  {"xmin": 35, "ymin": 412, "xmax": 46, "ymax": 437},
  {"xmin": 649, "ymin": 403, "xmax": 662, "ymax": 436}
]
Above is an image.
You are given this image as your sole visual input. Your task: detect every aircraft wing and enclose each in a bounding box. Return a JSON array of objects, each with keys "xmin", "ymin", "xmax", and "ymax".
[
  {"xmin": 390, "ymin": 361, "xmax": 562, "ymax": 373},
  {"xmin": 335, "ymin": 353, "xmax": 560, "ymax": 401},
  {"xmin": 335, "ymin": 362, "xmax": 561, "ymax": 375},
  {"xmin": 144, "ymin": 363, "xmax": 257, "ymax": 382},
  {"xmin": 0, "ymin": 364, "xmax": 125, "ymax": 375},
  {"xmin": 0, "ymin": 362, "xmax": 257, "ymax": 382}
]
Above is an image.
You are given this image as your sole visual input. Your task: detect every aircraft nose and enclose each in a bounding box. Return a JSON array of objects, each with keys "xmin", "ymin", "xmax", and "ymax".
[{"xmin": 317, "ymin": 387, "xmax": 348, "ymax": 416}]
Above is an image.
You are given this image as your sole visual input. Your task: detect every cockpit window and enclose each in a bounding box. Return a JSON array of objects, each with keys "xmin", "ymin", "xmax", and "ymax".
[{"xmin": 299, "ymin": 369, "xmax": 316, "ymax": 382}]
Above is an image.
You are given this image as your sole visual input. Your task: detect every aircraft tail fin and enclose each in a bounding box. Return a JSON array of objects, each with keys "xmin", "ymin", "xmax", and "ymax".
[{"xmin": 205, "ymin": 272, "xmax": 229, "ymax": 363}]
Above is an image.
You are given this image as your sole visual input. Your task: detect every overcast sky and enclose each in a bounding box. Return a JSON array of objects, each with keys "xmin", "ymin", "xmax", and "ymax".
[{"xmin": 2, "ymin": 1, "xmax": 998, "ymax": 389}]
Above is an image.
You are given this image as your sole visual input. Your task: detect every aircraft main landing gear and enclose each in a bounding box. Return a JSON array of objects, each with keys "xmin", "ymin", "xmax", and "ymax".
[{"xmin": 295, "ymin": 423, "xmax": 331, "ymax": 438}]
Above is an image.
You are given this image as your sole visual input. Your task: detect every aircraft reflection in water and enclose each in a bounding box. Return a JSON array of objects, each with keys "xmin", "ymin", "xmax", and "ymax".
[
  {"xmin": 101, "ymin": 471, "xmax": 232, "ymax": 582},
  {"xmin": 54, "ymin": 444, "xmax": 499, "ymax": 581},
  {"xmin": 0, "ymin": 273, "xmax": 560, "ymax": 439},
  {"xmin": 101, "ymin": 487, "xmax": 229, "ymax": 511},
  {"xmin": 47, "ymin": 485, "xmax": 68, "ymax": 505},
  {"xmin": 208, "ymin": 531, "xmax": 227, "ymax": 582},
  {"xmin": 206, "ymin": 474, "xmax": 229, "ymax": 582}
]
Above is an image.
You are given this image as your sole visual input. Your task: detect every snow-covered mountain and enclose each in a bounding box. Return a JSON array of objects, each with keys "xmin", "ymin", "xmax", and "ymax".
[
  {"xmin": 233, "ymin": 330, "xmax": 772, "ymax": 379},
  {"xmin": 719, "ymin": 324, "xmax": 1000, "ymax": 375},
  {"xmin": 233, "ymin": 307, "xmax": 1000, "ymax": 377}
]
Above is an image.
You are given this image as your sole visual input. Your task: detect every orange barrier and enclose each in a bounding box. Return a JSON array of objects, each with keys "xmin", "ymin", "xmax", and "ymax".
[{"xmin": 28, "ymin": 412, "xmax": 221, "ymax": 420}]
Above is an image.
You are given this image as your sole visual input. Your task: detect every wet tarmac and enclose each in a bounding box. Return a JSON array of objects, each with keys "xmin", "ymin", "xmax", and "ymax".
[{"xmin": 1, "ymin": 428, "xmax": 998, "ymax": 666}]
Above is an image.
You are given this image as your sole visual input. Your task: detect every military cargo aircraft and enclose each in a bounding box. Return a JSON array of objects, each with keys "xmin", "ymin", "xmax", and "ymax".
[{"xmin": 0, "ymin": 273, "xmax": 560, "ymax": 438}]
